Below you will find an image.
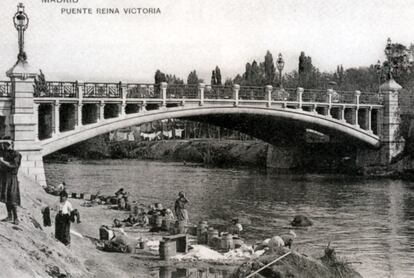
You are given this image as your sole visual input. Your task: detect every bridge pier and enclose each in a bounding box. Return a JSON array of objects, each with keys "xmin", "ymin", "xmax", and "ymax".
[
  {"xmin": 52, "ymin": 100, "xmax": 60, "ymax": 135},
  {"xmin": 6, "ymin": 61, "xmax": 46, "ymax": 186}
]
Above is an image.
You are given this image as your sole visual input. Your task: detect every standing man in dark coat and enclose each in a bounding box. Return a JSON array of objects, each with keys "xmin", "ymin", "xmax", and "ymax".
[{"xmin": 0, "ymin": 136, "xmax": 22, "ymax": 225}]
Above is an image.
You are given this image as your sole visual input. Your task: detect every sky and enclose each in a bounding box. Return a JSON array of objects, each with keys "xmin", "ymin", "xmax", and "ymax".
[{"xmin": 0, "ymin": 0, "xmax": 413, "ymax": 83}]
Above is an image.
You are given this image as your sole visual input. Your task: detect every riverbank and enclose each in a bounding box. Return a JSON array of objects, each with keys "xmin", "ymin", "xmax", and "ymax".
[
  {"xmin": 47, "ymin": 139, "xmax": 269, "ymax": 169},
  {"xmin": 0, "ymin": 174, "xmax": 145, "ymax": 278},
  {"xmin": 0, "ymin": 174, "xmax": 240, "ymax": 277},
  {"xmin": 0, "ymin": 173, "xmax": 366, "ymax": 277}
]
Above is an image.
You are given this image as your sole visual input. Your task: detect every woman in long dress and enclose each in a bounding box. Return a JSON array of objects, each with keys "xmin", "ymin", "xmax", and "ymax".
[
  {"xmin": 54, "ymin": 191, "xmax": 73, "ymax": 246},
  {"xmin": 174, "ymin": 191, "xmax": 189, "ymax": 223}
]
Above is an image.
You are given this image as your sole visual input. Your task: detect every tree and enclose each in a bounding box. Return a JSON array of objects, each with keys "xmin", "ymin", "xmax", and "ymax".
[
  {"xmin": 384, "ymin": 42, "xmax": 414, "ymax": 86},
  {"xmin": 298, "ymin": 52, "xmax": 314, "ymax": 87},
  {"xmin": 187, "ymin": 70, "xmax": 200, "ymax": 84},
  {"xmin": 215, "ymin": 66, "xmax": 222, "ymax": 85},
  {"xmin": 211, "ymin": 70, "xmax": 216, "ymax": 85},
  {"xmin": 166, "ymin": 74, "xmax": 184, "ymax": 85},
  {"xmin": 333, "ymin": 65, "xmax": 344, "ymax": 87},
  {"xmin": 154, "ymin": 70, "xmax": 167, "ymax": 84},
  {"xmin": 264, "ymin": 51, "xmax": 276, "ymax": 85},
  {"xmin": 243, "ymin": 63, "xmax": 252, "ymax": 85},
  {"xmin": 341, "ymin": 66, "xmax": 377, "ymax": 91},
  {"xmin": 233, "ymin": 74, "xmax": 243, "ymax": 85},
  {"xmin": 252, "ymin": 60, "xmax": 261, "ymax": 85},
  {"xmin": 224, "ymin": 78, "xmax": 233, "ymax": 86}
]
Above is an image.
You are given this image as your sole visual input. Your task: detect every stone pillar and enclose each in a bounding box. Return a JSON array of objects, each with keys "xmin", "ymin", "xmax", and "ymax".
[
  {"xmin": 327, "ymin": 89, "xmax": 333, "ymax": 117},
  {"xmin": 76, "ymin": 102, "xmax": 83, "ymax": 129},
  {"xmin": 339, "ymin": 106, "xmax": 345, "ymax": 122},
  {"xmin": 367, "ymin": 107, "xmax": 372, "ymax": 133},
  {"xmin": 99, "ymin": 101, "xmax": 105, "ymax": 122},
  {"xmin": 380, "ymin": 79, "xmax": 404, "ymax": 164},
  {"xmin": 33, "ymin": 102, "xmax": 39, "ymax": 141},
  {"xmin": 356, "ymin": 80, "xmax": 404, "ymax": 171},
  {"xmin": 120, "ymin": 82, "xmax": 127, "ymax": 117},
  {"xmin": 297, "ymin": 87, "xmax": 304, "ymax": 109},
  {"xmin": 6, "ymin": 60, "xmax": 46, "ymax": 186},
  {"xmin": 160, "ymin": 82, "xmax": 167, "ymax": 107},
  {"xmin": 354, "ymin": 90, "xmax": 361, "ymax": 127},
  {"xmin": 53, "ymin": 100, "xmax": 60, "ymax": 135},
  {"xmin": 233, "ymin": 84, "xmax": 240, "ymax": 107},
  {"xmin": 198, "ymin": 83, "xmax": 205, "ymax": 106},
  {"xmin": 376, "ymin": 108, "xmax": 382, "ymax": 136},
  {"xmin": 265, "ymin": 85, "xmax": 273, "ymax": 107}
]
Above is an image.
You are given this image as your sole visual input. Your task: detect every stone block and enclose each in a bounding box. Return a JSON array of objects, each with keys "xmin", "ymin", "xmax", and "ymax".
[
  {"xmin": 20, "ymin": 161, "xmax": 36, "ymax": 168},
  {"xmin": 27, "ymin": 154, "xmax": 43, "ymax": 161},
  {"xmin": 19, "ymin": 167, "xmax": 30, "ymax": 175},
  {"xmin": 27, "ymin": 167, "xmax": 46, "ymax": 176},
  {"xmin": 11, "ymin": 114, "xmax": 36, "ymax": 125},
  {"xmin": 12, "ymin": 132, "xmax": 36, "ymax": 141},
  {"xmin": 35, "ymin": 160, "xmax": 44, "ymax": 167},
  {"xmin": 14, "ymin": 82, "xmax": 35, "ymax": 92}
]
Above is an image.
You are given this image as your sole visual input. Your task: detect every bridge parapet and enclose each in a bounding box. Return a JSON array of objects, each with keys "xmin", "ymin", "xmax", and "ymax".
[
  {"xmin": 166, "ymin": 84, "xmax": 198, "ymax": 99},
  {"xmin": 125, "ymin": 83, "xmax": 159, "ymax": 99},
  {"xmin": 205, "ymin": 85, "xmax": 233, "ymax": 99},
  {"xmin": 28, "ymin": 81, "xmax": 383, "ymax": 107},
  {"xmin": 0, "ymin": 81, "xmax": 11, "ymax": 97}
]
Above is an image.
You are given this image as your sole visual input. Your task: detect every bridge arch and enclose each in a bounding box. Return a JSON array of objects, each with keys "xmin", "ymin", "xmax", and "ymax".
[{"xmin": 40, "ymin": 105, "xmax": 380, "ymax": 156}]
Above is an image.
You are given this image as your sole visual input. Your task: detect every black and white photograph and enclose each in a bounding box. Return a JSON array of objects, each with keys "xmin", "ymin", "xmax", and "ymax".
[{"xmin": 0, "ymin": 0, "xmax": 413, "ymax": 277}]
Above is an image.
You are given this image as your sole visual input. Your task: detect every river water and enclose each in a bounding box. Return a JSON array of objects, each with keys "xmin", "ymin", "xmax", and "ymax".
[{"xmin": 44, "ymin": 159, "xmax": 414, "ymax": 278}]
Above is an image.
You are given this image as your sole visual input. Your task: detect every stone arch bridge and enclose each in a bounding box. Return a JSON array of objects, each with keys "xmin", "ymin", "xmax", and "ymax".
[{"xmin": 0, "ymin": 78, "xmax": 402, "ymax": 186}]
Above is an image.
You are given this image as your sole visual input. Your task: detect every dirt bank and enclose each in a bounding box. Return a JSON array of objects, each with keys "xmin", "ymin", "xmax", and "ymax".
[
  {"xmin": 1, "ymin": 174, "xmax": 364, "ymax": 277},
  {"xmin": 0, "ymin": 174, "xmax": 152, "ymax": 278},
  {"xmin": 50, "ymin": 139, "xmax": 269, "ymax": 169}
]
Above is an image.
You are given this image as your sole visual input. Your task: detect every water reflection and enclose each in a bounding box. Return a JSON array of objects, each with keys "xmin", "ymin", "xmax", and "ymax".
[{"xmin": 45, "ymin": 160, "xmax": 414, "ymax": 278}]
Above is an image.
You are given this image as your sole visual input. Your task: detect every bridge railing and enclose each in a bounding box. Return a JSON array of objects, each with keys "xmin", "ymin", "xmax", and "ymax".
[
  {"xmin": 337, "ymin": 91, "xmax": 355, "ymax": 103},
  {"xmin": 0, "ymin": 81, "xmax": 11, "ymax": 97},
  {"xmin": 23, "ymin": 80, "xmax": 384, "ymax": 106},
  {"xmin": 126, "ymin": 84, "xmax": 161, "ymax": 99},
  {"xmin": 239, "ymin": 86, "xmax": 266, "ymax": 100},
  {"xmin": 205, "ymin": 85, "xmax": 233, "ymax": 99},
  {"xmin": 271, "ymin": 87, "xmax": 297, "ymax": 101},
  {"xmin": 166, "ymin": 84, "xmax": 198, "ymax": 99},
  {"xmin": 302, "ymin": 89, "xmax": 328, "ymax": 103},
  {"xmin": 360, "ymin": 92, "xmax": 382, "ymax": 105},
  {"xmin": 83, "ymin": 82, "xmax": 122, "ymax": 98},
  {"xmin": 36, "ymin": 81, "xmax": 79, "ymax": 98}
]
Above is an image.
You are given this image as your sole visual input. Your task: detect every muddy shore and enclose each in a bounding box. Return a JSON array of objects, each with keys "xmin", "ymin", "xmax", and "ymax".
[
  {"xmin": 0, "ymin": 174, "xmax": 242, "ymax": 277},
  {"xmin": 0, "ymin": 173, "xmax": 364, "ymax": 277}
]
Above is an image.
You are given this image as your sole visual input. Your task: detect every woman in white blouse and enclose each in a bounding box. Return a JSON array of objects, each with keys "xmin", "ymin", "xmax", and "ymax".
[{"xmin": 54, "ymin": 190, "xmax": 73, "ymax": 246}]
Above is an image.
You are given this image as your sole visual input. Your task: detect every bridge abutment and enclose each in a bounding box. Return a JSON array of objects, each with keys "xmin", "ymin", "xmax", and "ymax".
[
  {"xmin": 6, "ymin": 61, "xmax": 47, "ymax": 186},
  {"xmin": 356, "ymin": 79, "xmax": 404, "ymax": 172}
]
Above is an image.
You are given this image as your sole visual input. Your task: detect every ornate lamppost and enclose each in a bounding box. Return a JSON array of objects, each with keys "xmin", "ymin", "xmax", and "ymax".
[
  {"xmin": 13, "ymin": 3, "xmax": 29, "ymax": 63},
  {"xmin": 276, "ymin": 53, "xmax": 285, "ymax": 88}
]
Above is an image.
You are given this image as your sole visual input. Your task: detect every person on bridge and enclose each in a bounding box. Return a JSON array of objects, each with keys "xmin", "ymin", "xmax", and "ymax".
[
  {"xmin": 0, "ymin": 136, "xmax": 22, "ymax": 225},
  {"xmin": 174, "ymin": 191, "xmax": 189, "ymax": 224}
]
